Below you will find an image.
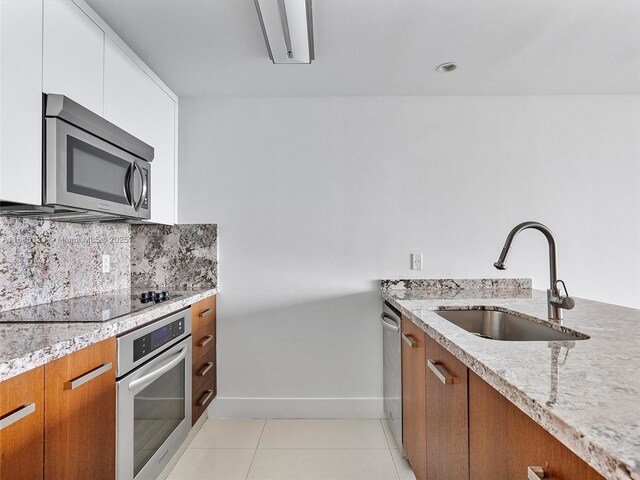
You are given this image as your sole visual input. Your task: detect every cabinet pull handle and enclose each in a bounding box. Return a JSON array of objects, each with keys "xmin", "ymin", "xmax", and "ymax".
[
  {"xmin": 198, "ymin": 308, "xmax": 213, "ymax": 318},
  {"xmin": 0, "ymin": 403, "xmax": 36, "ymax": 431},
  {"xmin": 198, "ymin": 335, "xmax": 214, "ymax": 347},
  {"xmin": 197, "ymin": 390, "xmax": 214, "ymax": 406},
  {"xmin": 64, "ymin": 362, "xmax": 112, "ymax": 390},
  {"xmin": 427, "ymin": 359, "xmax": 455, "ymax": 384},
  {"xmin": 527, "ymin": 466, "xmax": 545, "ymax": 479},
  {"xmin": 402, "ymin": 333, "xmax": 418, "ymax": 348},
  {"xmin": 198, "ymin": 362, "xmax": 214, "ymax": 377}
]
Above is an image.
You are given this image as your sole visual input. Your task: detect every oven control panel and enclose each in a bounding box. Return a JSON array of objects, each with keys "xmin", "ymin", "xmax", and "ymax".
[{"xmin": 133, "ymin": 318, "xmax": 185, "ymax": 362}]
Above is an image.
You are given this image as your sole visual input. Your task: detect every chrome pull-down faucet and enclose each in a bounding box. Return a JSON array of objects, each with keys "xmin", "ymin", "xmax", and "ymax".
[{"xmin": 494, "ymin": 221, "xmax": 575, "ymax": 321}]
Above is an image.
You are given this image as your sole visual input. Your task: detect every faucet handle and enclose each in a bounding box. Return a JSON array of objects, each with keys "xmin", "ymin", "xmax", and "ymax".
[{"xmin": 552, "ymin": 279, "xmax": 575, "ymax": 310}]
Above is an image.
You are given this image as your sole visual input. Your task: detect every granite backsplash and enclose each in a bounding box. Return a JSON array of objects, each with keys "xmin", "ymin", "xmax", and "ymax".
[
  {"xmin": 0, "ymin": 218, "xmax": 217, "ymax": 312},
  {"xmin": 130, "ymin": 224, "xmax": 217, "ymax": 290},
  {"xmin": 0, "ymin": 217, "xmax": 130, "ymax": 312}
]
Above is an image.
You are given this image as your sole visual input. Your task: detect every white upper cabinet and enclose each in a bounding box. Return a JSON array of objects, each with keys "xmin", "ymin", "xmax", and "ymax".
[
  {"xmin": 104, "ymin": 36, "xmax": 176, "ymax": 225},
  {"xmin": 0, "ymin": 0, "xmax": 43, "ymax": 205},
  {"xmin": 1, "ymin": 0, "xmax": 177, "ymax": 220},
  {"xmin": 43, "ymin": 0, "xmax": 104, "ymax": 115}
]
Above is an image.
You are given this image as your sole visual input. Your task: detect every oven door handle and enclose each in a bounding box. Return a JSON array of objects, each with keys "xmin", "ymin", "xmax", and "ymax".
[{"xmin": 127, "ymin": 346, "xmax": 189, "ymax": 393}]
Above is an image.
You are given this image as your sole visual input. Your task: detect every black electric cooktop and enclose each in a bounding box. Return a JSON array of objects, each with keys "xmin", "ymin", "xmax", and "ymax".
[{"xmin": 0, "ymin": 290, "xmax": 185, "ymax": 323}]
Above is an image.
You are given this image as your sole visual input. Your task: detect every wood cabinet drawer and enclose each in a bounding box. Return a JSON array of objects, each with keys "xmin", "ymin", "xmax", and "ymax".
[
  {"xmin": 192, "ymin": 321, "xmax": 215, "ymax": 363},
  {"xmin": 192, "ymin": 296, "xmax": 216, "ymax": 332},
  {"xmin": 45, "ymin": 338, "xmax": 116, "ymax": 480},
  {"xmin": 0, "ymin": 366, "xmax": 44, "ymax": 480},
  {"xmin": 192, "ymin": 347, "xmax": 216, "ymax": 394},
  {"xmin": 192, "ymin": 376, "xmax": 216, "ymax": 426}
]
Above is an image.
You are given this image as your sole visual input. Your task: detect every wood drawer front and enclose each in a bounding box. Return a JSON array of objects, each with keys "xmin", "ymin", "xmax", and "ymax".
[
  {"xmin": 192, "ymin": 321, "xmax": 216, "ymax": 363},
  {"xmin": 0, "ymin": 366, "xmax": 45, "ymax": 480},
  {"xmin": 401, "ymin": 316, "xmax": 427, "ymax": 480},
  {"xmin": 424, "ymin": 334, "xmax": 469, "ymax": 480},
  {"xmin": 192, "ymin": 295, "xmax": 216, "ymax": 332},
  {"xmin": 192, "ymin": 377, "xmax": 216, "ymax": 426},
  {"xmin": 44, "ymin": 338, "xmax": 116, "ymax": 480},
  {"xmin": 192, "ymin": 347, "xmax": 216, "ymax": 394}
]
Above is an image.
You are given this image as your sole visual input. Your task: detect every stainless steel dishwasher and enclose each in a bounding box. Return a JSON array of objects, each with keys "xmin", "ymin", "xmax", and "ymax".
[{"xmin": 381, "ymin": 301, "xmax": 403, "ymax": 453}]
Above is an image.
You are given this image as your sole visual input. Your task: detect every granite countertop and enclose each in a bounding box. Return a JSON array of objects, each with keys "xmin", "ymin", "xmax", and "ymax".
[
  {"xmin": 381, "ymin": 279, "xmax": 640, "ymax": 480},
  {"xmin": 0, "ymin": 287, "xmax": 217, "ymax": 383}
]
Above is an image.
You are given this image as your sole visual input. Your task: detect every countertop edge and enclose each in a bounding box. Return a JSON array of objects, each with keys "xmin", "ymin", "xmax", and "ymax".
[
  {"xmin": 0, "ymin": 288, "xmax": 218, "ymax": 383},
  {"xmin": 382, "ymin": 291, "xmax": 639, "ymax": 480}
]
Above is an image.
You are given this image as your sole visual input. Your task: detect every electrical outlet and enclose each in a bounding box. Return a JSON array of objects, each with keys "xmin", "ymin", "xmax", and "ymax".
[
  {"xmin": 411, "ymin": 253, "xmax": 423, "ymax": 270},
  {"xmin": 102, "ymin": 254, "xmax": 110, "ymax": 273}
]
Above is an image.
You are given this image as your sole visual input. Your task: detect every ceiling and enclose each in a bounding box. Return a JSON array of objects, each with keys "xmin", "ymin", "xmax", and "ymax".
[{"xmin": 85, "ymin": 0, "xmax": 640, "ymax": 97}]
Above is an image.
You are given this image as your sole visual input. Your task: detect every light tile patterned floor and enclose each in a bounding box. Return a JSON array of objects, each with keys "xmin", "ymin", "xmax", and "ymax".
[{"xmin": 168, "ymin": 419, "xmax": 417, "ymax": 480}]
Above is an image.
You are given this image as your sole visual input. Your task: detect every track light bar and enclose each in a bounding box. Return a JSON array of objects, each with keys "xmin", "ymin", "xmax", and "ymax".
[{"xmin": 255, "ymin": 0, "xmax": 314, "ymax": 64}]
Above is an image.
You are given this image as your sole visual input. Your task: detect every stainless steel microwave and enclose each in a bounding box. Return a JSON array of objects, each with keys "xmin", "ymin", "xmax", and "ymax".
[
  {"xmin": 44, "ymin": 94, "xmax": 153, "ymax": 220},
  {"xmin": 0, "ymin": 94, "xmax": 153, "ymax": 222}
]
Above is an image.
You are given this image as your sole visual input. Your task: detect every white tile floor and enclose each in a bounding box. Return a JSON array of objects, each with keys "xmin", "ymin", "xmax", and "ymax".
[{"xmin": 168, "ymin": 419, "xmax": 417, "ymax": 480}]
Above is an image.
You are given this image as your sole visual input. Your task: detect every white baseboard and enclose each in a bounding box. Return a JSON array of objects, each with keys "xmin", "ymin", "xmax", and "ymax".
[{"xmin": 207, "ymin": 397, "xmax": 384, "ymax": 419}]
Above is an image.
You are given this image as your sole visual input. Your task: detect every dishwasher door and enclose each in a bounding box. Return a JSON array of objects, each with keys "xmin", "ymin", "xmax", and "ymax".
[{"xmin": 382, "ymin": 301, "xmax": 403, "ymax": 452}]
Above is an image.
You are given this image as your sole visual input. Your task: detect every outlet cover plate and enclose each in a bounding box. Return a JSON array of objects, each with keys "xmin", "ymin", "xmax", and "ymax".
[
  {"xmin": 411, "ymin": 253, "xmax": 423, "ymax": 270},
  {"xmin": 102, "ymin": 254, "xmax": 110, "ymax": 273}
]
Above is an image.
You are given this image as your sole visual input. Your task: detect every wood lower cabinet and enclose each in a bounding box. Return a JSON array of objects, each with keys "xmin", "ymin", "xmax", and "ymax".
[
  {"xmin": 192, "ymin": 381, "xmax": 216, "ymax": 427},
  {"xmin": 397, "ymin": 317, "xmax": 607, "ymax": 480},
  {"xmin": 191, "ymin": 296, "xmax": 217, "ymax": 425},
  {"xmin": 0, "ymin": 366, "xmax": 44, "ymax": 480},
  {"xmin": 192, "ymin": 320, "xmax": 215, "ymax": 363},
  {"xmin": 401, "ymin": 316, "xmax": 427, "ymax": 480},
  {"xmin": 469, "ymin": 371, "xmax": 604, "ymax": 480},
  {"xmin": 192, "ymin": 295, "xmax": 216, "ymax": 332},
  {"xmin": 44, "ymin": 338, "xmax": 116, "ymax": 480},
  {"xmin": 424, "ymin": 335, "xmax": 469, "ymax": 480},
  {"xmin": 192, "ymin": 348, "xmax": 216, "ymax": 394}
]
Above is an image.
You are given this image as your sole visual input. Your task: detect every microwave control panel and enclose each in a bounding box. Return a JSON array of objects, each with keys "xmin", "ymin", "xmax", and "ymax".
[{"xmin": 133, "ymin": 318, "xmax": 185, "ymax": 362}]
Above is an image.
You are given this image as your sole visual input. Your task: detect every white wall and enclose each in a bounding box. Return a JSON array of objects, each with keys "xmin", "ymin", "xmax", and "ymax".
[{"xmin": 178, "ymin": 95, "xmax": 640, "ymax": 417}]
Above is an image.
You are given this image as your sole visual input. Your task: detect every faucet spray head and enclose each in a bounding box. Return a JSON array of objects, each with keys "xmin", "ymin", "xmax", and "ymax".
[{"xmin": 493, "ymin": 260, "xmax": 506, "ymax": 270}]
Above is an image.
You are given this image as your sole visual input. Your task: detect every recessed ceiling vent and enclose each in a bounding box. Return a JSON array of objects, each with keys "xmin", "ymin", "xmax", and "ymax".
[{"xmin": 254, "ymin": 0, "xmax": 314, "ymax": 64}]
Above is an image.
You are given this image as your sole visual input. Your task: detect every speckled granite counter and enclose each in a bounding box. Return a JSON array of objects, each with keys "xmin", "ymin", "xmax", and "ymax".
[
  {"xmin": 381, "ymin": 279, "xmax": 640, "ymax": 480},
  {"xmin": 0, "ymin": 288, "xmax": 217, "ymax": 383}
]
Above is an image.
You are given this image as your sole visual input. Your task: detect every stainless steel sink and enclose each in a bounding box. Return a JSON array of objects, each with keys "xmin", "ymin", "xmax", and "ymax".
[{"xmin": 434, "ymin": 308, "xmax": 588, "ymax": 341}]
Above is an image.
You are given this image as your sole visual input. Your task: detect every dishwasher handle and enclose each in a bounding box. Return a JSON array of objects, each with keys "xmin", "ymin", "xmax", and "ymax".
[{"xmin": 380, "ymin": 313, "xmax": 400, "ymax": 332}]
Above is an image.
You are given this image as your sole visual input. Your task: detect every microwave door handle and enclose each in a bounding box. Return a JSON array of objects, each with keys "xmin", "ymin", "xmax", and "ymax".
[
  {"xmin": 128, "ymin": 162, "xmax": 139, "ymax": 208},
  {"xmin": 133, "ymin": 163, "xmax": 146, "ymax": 211},
  {"xmin": 124, "ymin": 164, "xmax": 133, "ymax": 206},
  {"xmin": 137, "ymin": 164, "xmax": 147, "ymax": 211}
]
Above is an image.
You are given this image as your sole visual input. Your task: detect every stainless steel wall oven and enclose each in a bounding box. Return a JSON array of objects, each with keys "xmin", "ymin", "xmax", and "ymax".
[{"xmin": 116, "ymin": 308, "xmax": 192, "ymax": 480}]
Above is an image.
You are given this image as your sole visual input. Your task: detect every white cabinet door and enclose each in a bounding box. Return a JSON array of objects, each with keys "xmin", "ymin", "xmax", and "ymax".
[
  {"xmin": 103, "ymin": 36, "xmax": 176, "ymax": 225},
  {"xmin": 0, "ymin": 0, "xmax": 43, "ymax": 205},
  {"xmin": 43, "ymin": 0, "xmax": 104, "ymax": 115}
]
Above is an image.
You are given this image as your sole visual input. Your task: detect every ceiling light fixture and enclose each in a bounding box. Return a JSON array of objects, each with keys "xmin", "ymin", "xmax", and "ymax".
[
  {"xmin": 436, "ymin": 62, "xmax": 458, "ymax": 72},
  {"xmin": 254, "ymin": 0, "xmax": 314, "ymax": 64}
]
